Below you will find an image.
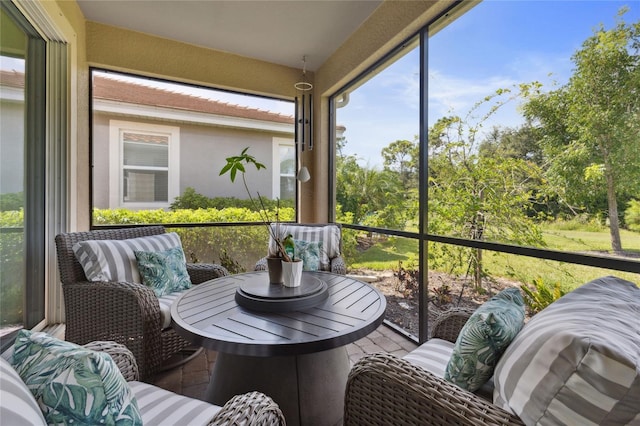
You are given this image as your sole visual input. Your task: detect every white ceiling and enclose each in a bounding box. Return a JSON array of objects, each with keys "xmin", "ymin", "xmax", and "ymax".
[{"xmin": 77, "ymin": 0, "xmax": 383, "ymax": 71}]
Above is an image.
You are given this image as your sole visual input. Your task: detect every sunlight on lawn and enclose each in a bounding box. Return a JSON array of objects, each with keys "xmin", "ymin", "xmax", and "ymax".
[{"xmin": 349, "ymin": 227, "xmax": 640, "ymax": 289}]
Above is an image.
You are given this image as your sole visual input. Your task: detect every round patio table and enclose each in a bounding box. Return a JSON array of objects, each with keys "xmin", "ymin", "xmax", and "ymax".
[{"xmin": 171, "ymin": 271, "xmax": 386, "ymax": 426}]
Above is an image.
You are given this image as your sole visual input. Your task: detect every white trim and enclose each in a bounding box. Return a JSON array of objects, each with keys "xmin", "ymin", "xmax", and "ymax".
[
  {"xmin": 94, "ymin": 99, "xmax": 293, "ymax": 134},
  {"xmin": 272, "ymin": 137, "xmax": 295, "ymax": 198},
  {"xmin": 11, "ymin": 0, "xmax": 77, "ymax": 325},
  {"xmin": 108, "ymin": 120, "xmax": 180, "ymax": 209}
]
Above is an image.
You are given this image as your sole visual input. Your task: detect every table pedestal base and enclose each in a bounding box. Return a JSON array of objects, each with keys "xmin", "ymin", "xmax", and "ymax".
[{"xmin": 206, "ymin": 347, "xmax": 350, "ymax": 426}]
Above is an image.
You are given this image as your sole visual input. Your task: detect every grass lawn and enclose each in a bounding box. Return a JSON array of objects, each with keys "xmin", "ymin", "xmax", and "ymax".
[{"xmin": 349, "ymin": 227, "xmax": 640, "ymax": 290}]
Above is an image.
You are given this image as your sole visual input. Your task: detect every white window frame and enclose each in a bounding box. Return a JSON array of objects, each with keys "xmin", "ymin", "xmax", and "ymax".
[
  {"xmin": 108, "ymin": 120, "xmax": 180, "ymax": 209},
  {"xmin": 272, "ymin": 137, "xmax": 295, "ymax": 199}
]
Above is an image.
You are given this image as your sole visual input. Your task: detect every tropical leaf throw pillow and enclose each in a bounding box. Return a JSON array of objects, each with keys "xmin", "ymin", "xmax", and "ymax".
[
  {"xmin": 134, "ymin": 246, "xmax": 191, "ymax": 297},
  {"xmin": 11, "ymin": 330, "xmax": 142, "ymax": 426},
  {"xmin": 294, "ymin": 239, "xmax": 323, "ymax": 271},
  {"xmin": 444, "ymin": 287, "xmax": 525, "ymax": 392}
]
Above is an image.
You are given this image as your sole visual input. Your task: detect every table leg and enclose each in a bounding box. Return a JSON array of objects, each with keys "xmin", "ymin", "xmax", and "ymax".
[{"xmin": 206, "ymin": 346, "xmax": 350, "ymax": 426}]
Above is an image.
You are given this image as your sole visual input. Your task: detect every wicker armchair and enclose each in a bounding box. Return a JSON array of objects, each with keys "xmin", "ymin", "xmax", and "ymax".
[
  {"xmin": 55, "ymin": 226, "xmax": 228, "ymax": 379},
  {"xmin": 255, "ymin": 223, "xmax": 346, "ymax": 274},
  {"xmin": 85, "ymin": 341, "xmax": 286, "ymax": 425},
  {"xmin": 344, "ymin": 308, "xmax": 524, "ymax": 426}
]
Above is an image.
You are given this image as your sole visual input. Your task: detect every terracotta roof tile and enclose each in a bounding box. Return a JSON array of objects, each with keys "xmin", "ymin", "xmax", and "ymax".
[
  {"xmin": 1, "ymin": 69, "xmax": 293, "ymax": 124},
  {"xmin": 0, "ymin": 69, "xmax": 24, "ymax": 88},
  {"xmin": 93, "ymin": 75, "xmax": 294, "ymax": 124}
]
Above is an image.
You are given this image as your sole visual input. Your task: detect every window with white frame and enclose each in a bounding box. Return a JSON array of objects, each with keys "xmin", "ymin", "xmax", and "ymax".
[
  {"xmin": 109, "ymin": 120, "xmax": 179, "ymax": 209},
  {"xmin": 272, "ymin": 138, "xmax": 295, "ymax": 200}
]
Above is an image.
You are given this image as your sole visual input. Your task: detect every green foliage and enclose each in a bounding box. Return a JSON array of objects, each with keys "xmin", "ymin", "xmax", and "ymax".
[
  {"xmin": 0, "ymin": 209, "xmax": 25, "ymax": 325},
  {"xmin": 336, "ymin": 154, "xmax": 408, "ymax": 228},
  {"xmin": 625, "ymin": 199, "xmax": 640, "ymax": 232},
  {"xmin": 522, "ymin": 9, "xmax": 640, "ymax": 252},
  {"xmin": 0, "ymin": 192, "xmax": 23, "ymax": 212},
  {"xmin": 170, "ymin": 187, "xmax": 293, "ymax": 211},
  {"xmin": 544, "ymin": 216, "xmax": 606, "ymax": 232},
  {"xmin": 520, "ymin": 278, "xmax": 567, "ymax": 314},
  {"xmin": 427, "ymin": 88, "xmax": 547, "ymax": 289},
  {"xmin": 92, "ymin": 207, "xmax": 295, "ymax": 271},
  {"xmin": 219, "ymin": 146, "xmax": 266, "ymax": 183}
]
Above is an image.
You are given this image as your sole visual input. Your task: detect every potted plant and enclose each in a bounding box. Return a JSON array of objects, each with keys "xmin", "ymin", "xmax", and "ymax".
[{"xmin": 219, "ymin": 148, "xmax": 296, "ymax": 283}]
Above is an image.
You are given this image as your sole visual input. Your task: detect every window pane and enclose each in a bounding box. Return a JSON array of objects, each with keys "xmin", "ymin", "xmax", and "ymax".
[
  {"xmin": 92, "ymin": 70, "xmax": 295, "ymax": 223},
  {"xmin": 0, "ymin": 3, "xmax": 46, "ymax": 335},
  {"xmin": 123, "ymin": 134, "xmax": 168, "ymax": 167},
  {"xmin": 279, "ymin": 145, "xmax": 295, "ymax": 200},
  {"xmin": 124, "ymin": 170, "xmax": 168, "ymax": 202},
  {"xmin": 334, "ymin": 39, "xmax": 420, "ymax": 232},
  {"xmin": 0, "ymin": 54, "xmax": 25, "ymax": 334},
  {"xmin": 427, "ymin": 2, "xmax": 640, "ymax": 268}
]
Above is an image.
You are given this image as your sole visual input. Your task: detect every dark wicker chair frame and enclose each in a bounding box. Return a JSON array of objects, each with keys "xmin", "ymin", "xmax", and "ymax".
[
  {"xmin": 255, "ymin": 223, "xmax": 346, "ymax": 274},
  {"xmin": 85, "ymin": 341, "xmax": 286, "ymax": 425},
  {"xmin": 344, "ymin": 308, "xmax": 525, "ymax": 426},
  {"xmin": 55, "ymin": 226, "xmax": 228, "ymax": 379}
]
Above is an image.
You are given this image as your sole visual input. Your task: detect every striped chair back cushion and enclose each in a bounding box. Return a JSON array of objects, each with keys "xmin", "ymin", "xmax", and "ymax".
[
  {"xmin": 268, "ymin": 224, "xmax": 341, "ymax": 270},
  {"xmin": 493, "ymin": 276, "xmax": 640, "ymax": 425},
  {"xmin": 72, "ymin": 232, "xmax": 183, "ymax": 283},
  {"xmin": 0, "ymin": 356, "xmax": 47, "ymax": 425}
]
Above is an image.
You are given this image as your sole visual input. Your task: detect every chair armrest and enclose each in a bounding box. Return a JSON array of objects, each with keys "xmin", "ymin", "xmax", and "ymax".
[
  {"xmin": 83, "ymin": 341, "xmax": 140, "ymax": 382},
  {"xmin": 209, "ymin": 391, "xmax": 285, "ymax": 426},
  {"xmin": 430, "ymin": 307, "xmax": 475, "ymax": 342},
  {"xmin": 62, "ymin": 280, "xmax": 162, "ymax": 378},
  {"xmin": 330, "ymin": 255, "xmax": 346, "ymax": 275},
  {"xmin": 187, "ymin": 263, "xmax": 229, "ymax": 284},
  {"xmin": 345, "ymin": 353, "xmax": 523, "ymax": 426}
]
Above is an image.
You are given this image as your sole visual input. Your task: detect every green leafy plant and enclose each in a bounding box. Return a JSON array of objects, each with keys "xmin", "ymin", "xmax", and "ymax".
[
  {"xmin": 219, "ymin": 147, "xmax": 292, "ymax": 261},
  {"xmin": 625, "ymin": 199, "xmax": 640, "ymax": 232},
  {"xmin": 520, "ymin": 278, "xmax": 567, "ymax": 314}
]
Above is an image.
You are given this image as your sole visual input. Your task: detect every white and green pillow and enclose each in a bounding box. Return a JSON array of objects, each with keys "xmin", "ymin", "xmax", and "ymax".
[
  {"xmin": 72, "ymin": 232, "xmax": 183, "ymax": 283},
  {"xmin": 135, "ymin": 246, "xmax": 192, "ymax": 297},
  {"xmin": 11, "ymin": 329, "xmax": 142, "ymax": 425},
  {"xmin": 444, "ymin": 287, "xmax": 525, "ymax": 392},
  {"xmin": 294, "ymin": 239, "xmax": 323, "ymax": 271}
]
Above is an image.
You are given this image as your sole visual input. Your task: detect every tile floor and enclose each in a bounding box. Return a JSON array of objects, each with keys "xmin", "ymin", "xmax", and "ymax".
[{"xmin": 151, "ymin": 322, "xmax": 418, "ymax": 401}]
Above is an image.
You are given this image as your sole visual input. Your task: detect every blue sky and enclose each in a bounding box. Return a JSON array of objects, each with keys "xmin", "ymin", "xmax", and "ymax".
[{"xmin": 339, "ymin": 0, "xmax": 640, "ymax": 166}]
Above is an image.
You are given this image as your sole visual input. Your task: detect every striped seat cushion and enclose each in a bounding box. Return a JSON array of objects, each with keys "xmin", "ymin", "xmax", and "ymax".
[
  {"xmin": 268, "ymin": 224, "xmax": 341, "ymax": 270},
  {"xmin": 403, "ymin": 338, "xmax": 454, "ymax": 378},
  {"xmin": 72, "ymin": 232, "xmax": 183, "ymax": 283},
  {"xmin": 157, "ymin": 291, "xmax": 186, "ymax": 329},
  {"xmin": 493, "ymin": 276, "xmax": 640, "ymax": 425},
  {"xmin": 0, "ymin": 356, "xmax": 46, "ymax": 425},
  {"xmin": 129, "ymin": 381, "xmax": 221, "ymax": 426}
]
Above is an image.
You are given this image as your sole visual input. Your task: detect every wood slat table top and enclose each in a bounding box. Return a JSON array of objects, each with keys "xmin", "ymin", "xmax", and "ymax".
[{"xmin": 171, "ymin": 271, "xmax": 387, "ymax": 357}]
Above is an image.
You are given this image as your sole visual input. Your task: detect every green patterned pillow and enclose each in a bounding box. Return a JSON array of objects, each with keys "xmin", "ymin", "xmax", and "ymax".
[
  {"xmin": 444, "ymin": 288, "xmax": 525, "ymax": 392},
  {"xmin": 11, "ymin": 330, "xmax": 142, "ymax": 425},
  {"xmin": 135, "ymin": 246, "xmax": 191, "ymax": 297},
  {"xmin": 294, "ymin": 239, "xmax": 323, "ymax": 271}
]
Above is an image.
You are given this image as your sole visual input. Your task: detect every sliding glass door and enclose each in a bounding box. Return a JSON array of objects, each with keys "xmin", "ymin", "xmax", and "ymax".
[{"xmin": 0, "ymin": 2, "xmax": 46, "ymax": 337}]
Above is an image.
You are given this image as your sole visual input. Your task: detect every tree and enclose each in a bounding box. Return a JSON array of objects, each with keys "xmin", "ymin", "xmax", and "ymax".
[
  {"xmin": 428, "ymin": 89, "xmax": 545, "ymax": 290},
  {"xmin": 382, "ymin": 139, "xmax": 419, "ymax": 191},
  {"xmin": 523, "ymin": 9, "xmax": 640, "ymax": 253},
  {"xmin": 428, "ymin": 108, "xmax": 543, "ymax": 289}
]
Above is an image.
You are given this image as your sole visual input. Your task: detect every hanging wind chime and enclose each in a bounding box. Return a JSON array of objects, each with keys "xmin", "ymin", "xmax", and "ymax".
[{"xmin": 295, "ymin": 56, "xmax": 312, "ymax": 182}]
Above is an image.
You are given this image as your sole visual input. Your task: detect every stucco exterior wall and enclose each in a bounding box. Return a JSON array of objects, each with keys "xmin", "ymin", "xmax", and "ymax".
[
  {"xmin": 92, "ymin": 112, "xmax": 292, "ymax": 209},
  {"xmin": 0, "ymin": 101, "xmax": 23, "ymax": 194}
]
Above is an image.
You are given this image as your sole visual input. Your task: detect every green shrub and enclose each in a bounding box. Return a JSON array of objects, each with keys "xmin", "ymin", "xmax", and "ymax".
[
  {"xmin": 0, "ymin": 192, "xmax": 23, "ymax": 212},
  {"xmin": 92, "ymin": 206, "xmax": 295, "ymax": 271},
  {"xmin": 520, "ymin": 278, "xmax": 567, "ymax": 314},
  {"xmin": 170, "ymin": 187, "xmax": 294, "ymax": 211},
  {"xmin": 625, "ymin": 199, "xmax": 640, "ymax": 232}
]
